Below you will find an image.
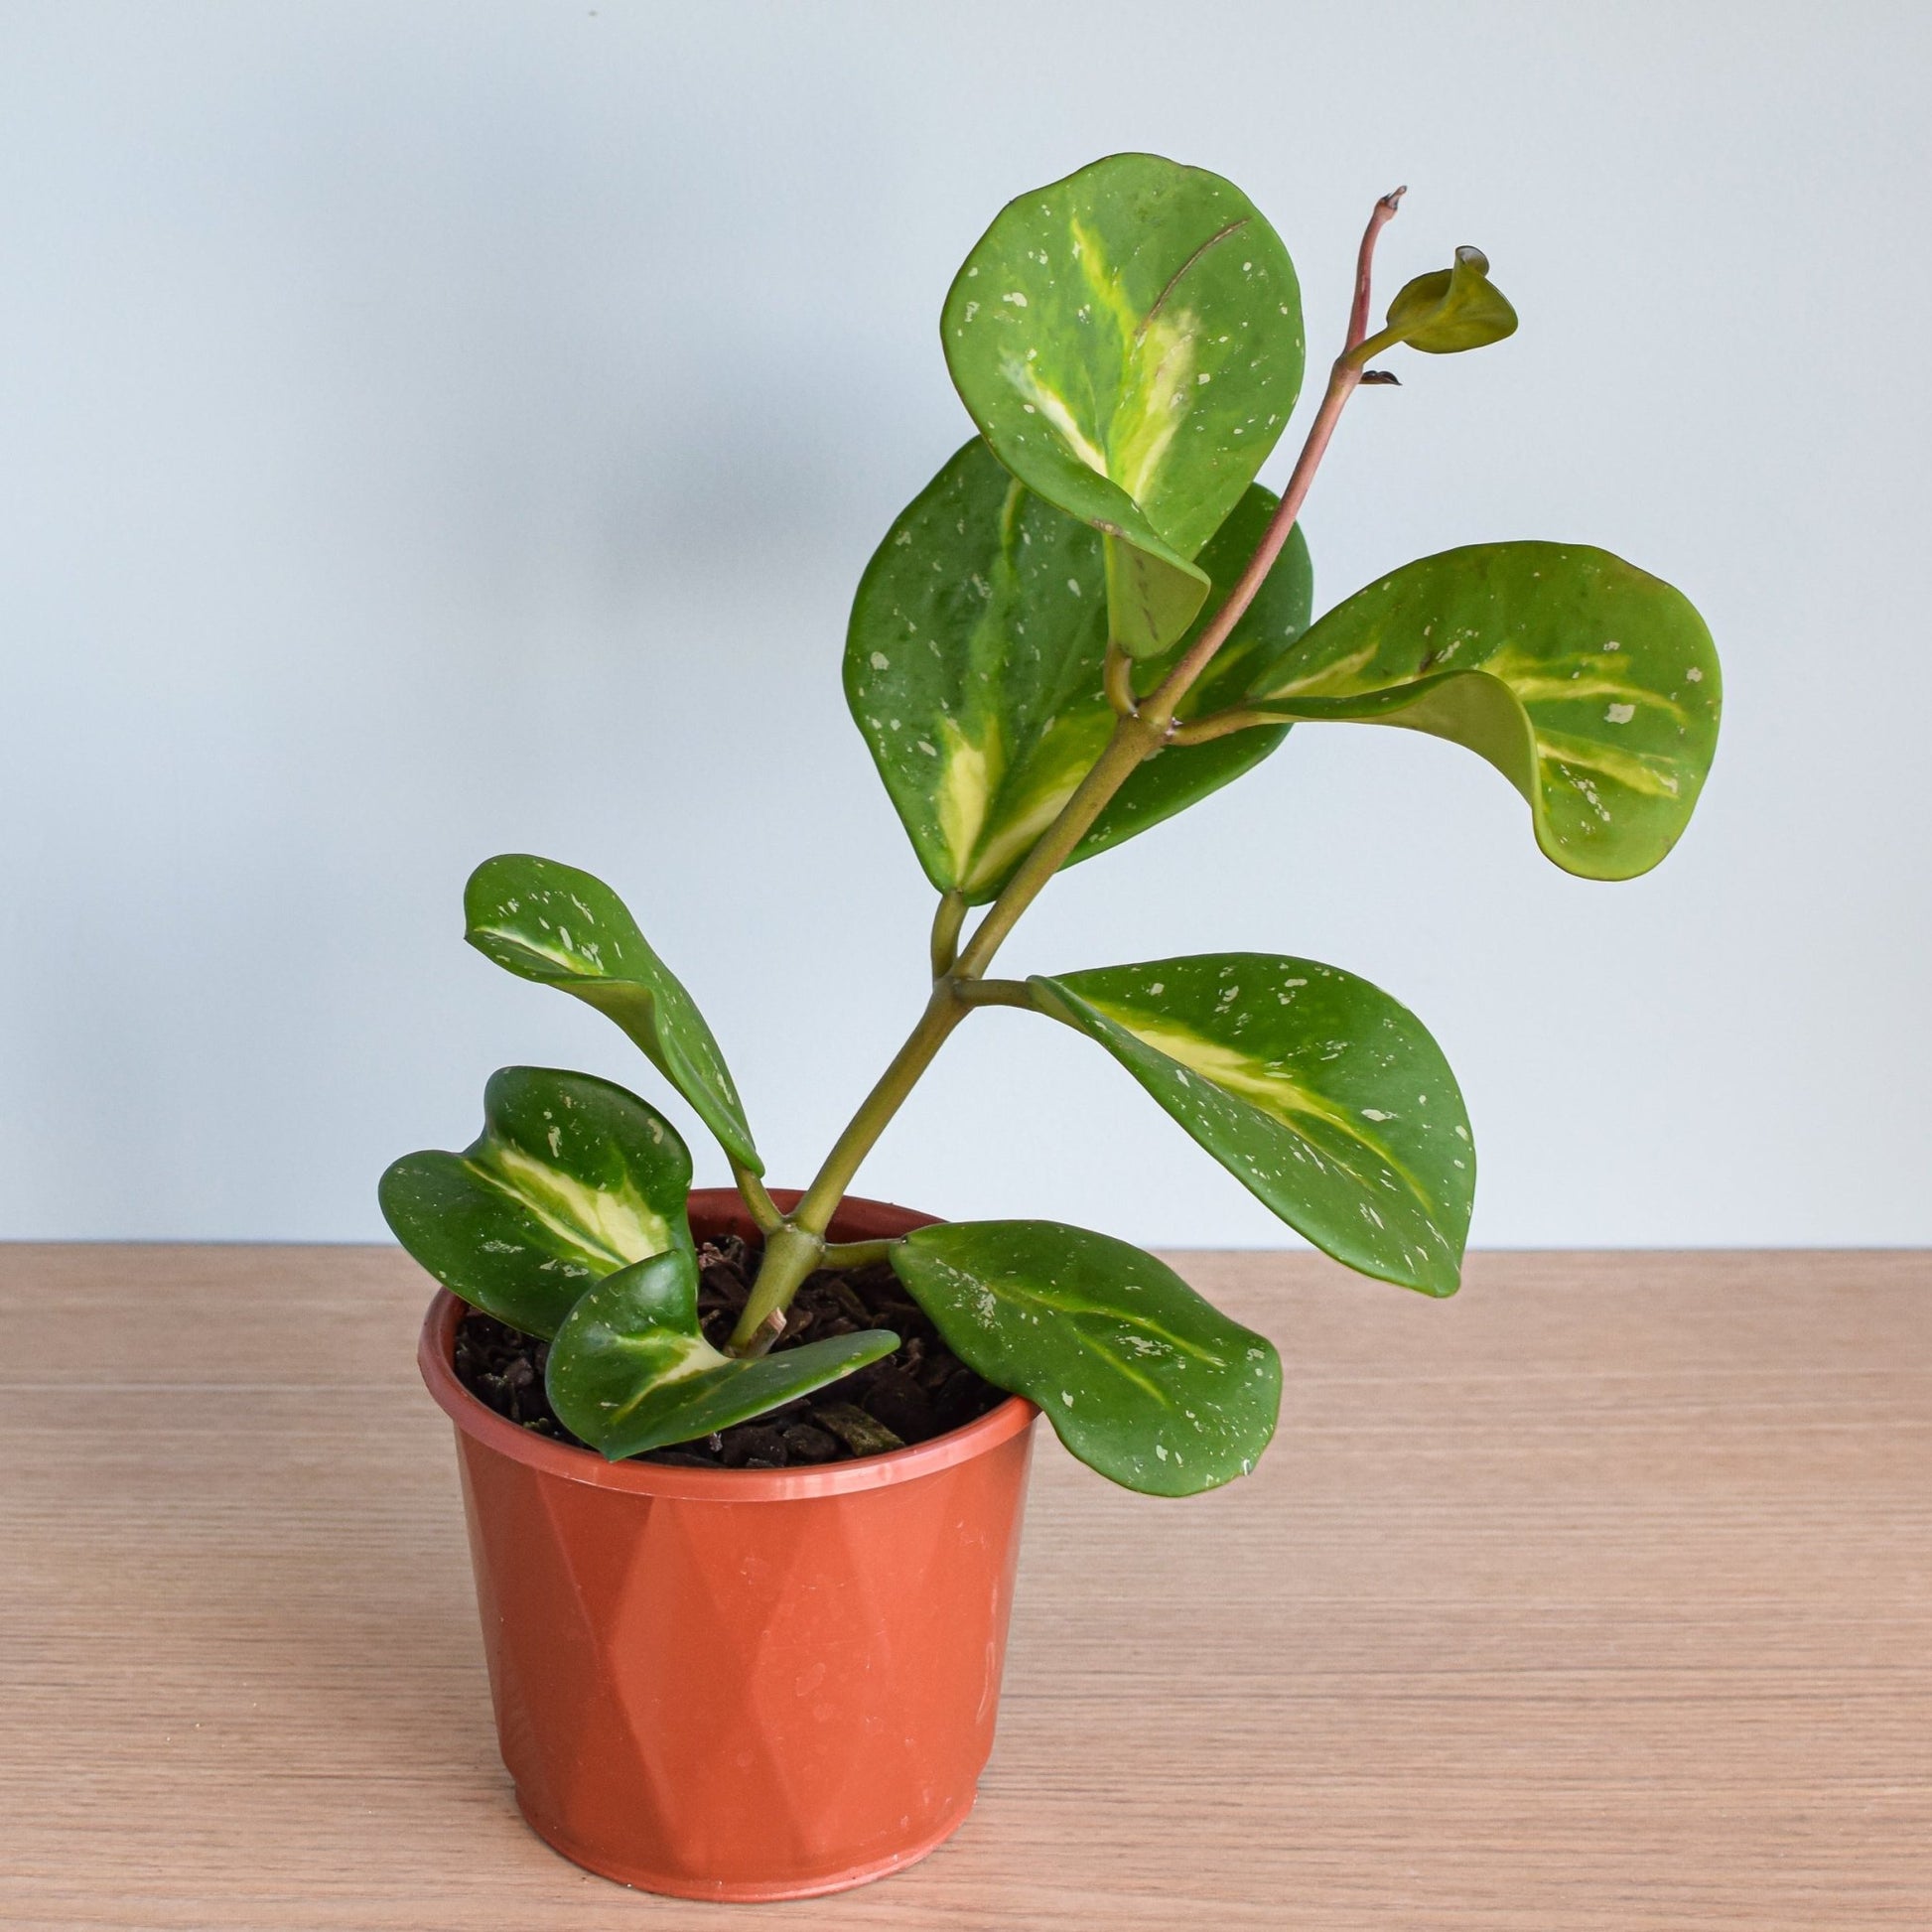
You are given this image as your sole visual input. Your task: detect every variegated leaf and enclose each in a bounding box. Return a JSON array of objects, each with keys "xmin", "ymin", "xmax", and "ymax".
[
  {"xmin": 378, "ymin": 1065, "xmax": 693, "ymax": 1339},
  {"xmin": 1032, "ymin": 955, "xmax": 1472, "ymax": 1296},
  {"xmin": 1245, "ymin": 543, "xmax": 1721, "ymax": 880},
  {"xmin": 465, "ymin": 854, "xmax": 761, "ymax": 1171},
  {"xmin": 943, "ymin": 152, "xmax": 1303, "ymax": 657},
  {"xmin": 846, "ymin": 439, "xmax": 1311, "ymax": 902},
  {"xmin": 893, "ymin": 1219, "xmax": 1280, "ymax": 1495},
  {"xmin": 545, "ymin": 1248, "xmax": 898, "ymax": 1459}
]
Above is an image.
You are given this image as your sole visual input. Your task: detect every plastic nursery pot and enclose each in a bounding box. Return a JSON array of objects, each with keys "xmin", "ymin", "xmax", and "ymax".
[{"xmin": 418, "ymin": 1188, "xmax": 1038, "ymax": 1902}]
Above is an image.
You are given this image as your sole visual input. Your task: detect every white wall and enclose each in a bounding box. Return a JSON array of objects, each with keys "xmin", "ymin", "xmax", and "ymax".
[{"xmin": 0, "ymin": 1, "xmax": 1924, "ymax": 1246}]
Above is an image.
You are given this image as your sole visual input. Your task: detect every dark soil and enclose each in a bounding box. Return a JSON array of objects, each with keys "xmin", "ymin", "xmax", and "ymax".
[{"xmin": 453, "ymin": 1234, "xmax": 1006, "ymax": 1468}]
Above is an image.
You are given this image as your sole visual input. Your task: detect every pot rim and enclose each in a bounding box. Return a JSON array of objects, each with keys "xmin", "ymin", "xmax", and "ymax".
[{"xmin": 416, "ymin": 1187, "xmax": 1038, "ymax": 1503}]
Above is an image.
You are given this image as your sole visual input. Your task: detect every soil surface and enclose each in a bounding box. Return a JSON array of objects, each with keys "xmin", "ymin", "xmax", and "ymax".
[{"xmin": 453, "ymin": 1234, "xmax": 1006, "ymax": 1468}]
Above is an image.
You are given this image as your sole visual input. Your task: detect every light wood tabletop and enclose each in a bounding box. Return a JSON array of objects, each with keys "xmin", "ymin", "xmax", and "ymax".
[{"xmin": 3, "ymin": 1245, "xmax": 1927, "ymax": 1929}]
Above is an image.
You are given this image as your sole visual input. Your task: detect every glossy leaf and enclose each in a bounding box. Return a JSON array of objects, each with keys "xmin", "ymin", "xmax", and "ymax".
[
  {"xmin": 943, "ymin": 152, "xmax": 1303, "ymax": 657},
  {"xmin": 545, "ymin": 1247, "xmax": 898, "ymax": 1459},
  {"xmin": 378, "ymin": 1065, "xmax": 693, "ymax": 1339},
  {"xmin": 1382, "ymin": 245, "xmax": 1518, "ymax": 354},
  {"xmin": 893, "ymin": 1220, "xmax": 1280, "ymax": 1495},
  {"xmin": 1032, "ymin": 956, "xmax": 1472, "ymax": 1296},
  {"xmin": 1245, "ymin": 543, "xmax": 1722, "ymax": 879},
  {"xmin": 846, "ymin": 439, "xmax": 1311, "ymax": 902},
  {"xmin": 465, "ymin": 854, "xmax": 760, "ymax": 1172}
]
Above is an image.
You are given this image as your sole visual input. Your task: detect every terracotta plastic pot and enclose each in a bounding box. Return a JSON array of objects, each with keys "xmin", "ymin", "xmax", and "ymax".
[{"xmin": 418, "ymin": 1188, "xmax": 1038, "ymax": 1901}]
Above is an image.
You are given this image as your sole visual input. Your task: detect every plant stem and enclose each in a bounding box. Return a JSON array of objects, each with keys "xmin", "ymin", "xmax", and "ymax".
[
  {"xmin": 731, "ymin": 1221, "xmax": 823, "ymax": 1349},
  {"xmin": 820, "ymin": 1237, "xmax": 898, "ymax": 1268},
  {"xmin": 1167, "ymin": 706, "xmax": 1282, "ymax": 749},
  {"xmin": 729, "ymin": 982, "xmax": 970, "ymax": 1349},
  {"xmin": 790, "ymin": 982, "xmax": 966, "ymax": 1233},
  {"xmin": 1348, "ymin": 187, "xmax": 1405, "ymax": 345},
  {"xmin": 951, "ymin": 977, "xmax": 1035, "ymax": 1008},
  {"xmin": 953, "ymin": 179, "xmax": 1400, "ymax": 978},
  {"xmin": 731, "ymin": 186, "xmax": 1407, "ymax": 1345},
  {"xmin": 1130, "ymin": 187, "xmax": 1407, "ymax": 739},
  {"xmin": 928, "ymin": 890, "xmax": 967, "ymax": 979},
  {"xmin": 731, "ymin": 1162, "xmax": 784, "ymax": 1233},
  {"xmin": 949, "ymin": 712, "xmax": 1167, "ymax": 977}
]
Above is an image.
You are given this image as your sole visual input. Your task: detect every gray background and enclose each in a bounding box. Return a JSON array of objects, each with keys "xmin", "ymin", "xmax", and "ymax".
[{"xmin": 2, "ymin": 2, "xmax": 1924, "ymax": 1246}]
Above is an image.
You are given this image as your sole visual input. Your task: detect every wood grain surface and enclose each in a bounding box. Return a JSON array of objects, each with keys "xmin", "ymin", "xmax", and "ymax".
[{"xmin": 2, "ymin": 1244, "xmax": 1927, "ymax": 1929}]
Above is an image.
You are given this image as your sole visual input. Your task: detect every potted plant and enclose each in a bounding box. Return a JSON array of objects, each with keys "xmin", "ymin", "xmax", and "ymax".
[{"xmin": 383, "ymin": 152, "xmax": 1721, "ymax": 1901}]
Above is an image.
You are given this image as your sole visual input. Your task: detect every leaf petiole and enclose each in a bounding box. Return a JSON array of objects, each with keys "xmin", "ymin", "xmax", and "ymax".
[
  {"xmin": 1166, "ymin": 707, "xmax": 1281, "ymax": 750},
  {"xmin": 928, "ymin": 891, "xmax": 967, "ymax": 980},
  {"xmin": 732, "ymin": 1162, "xmax": 784, "ymax": 1234},
  {"xmin": 820, "ymin": 1237, "xmax": 899, "ymax": 1269},
  {"xmin": 950, "ymin": 978, "xmax": 1034, "ymax": 1009}
]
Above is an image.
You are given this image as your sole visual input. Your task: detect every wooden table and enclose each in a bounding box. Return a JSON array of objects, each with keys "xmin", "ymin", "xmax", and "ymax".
[{"xmin": 4, "ymin": 1246, "xmax": 1927, "ymax": 1929}]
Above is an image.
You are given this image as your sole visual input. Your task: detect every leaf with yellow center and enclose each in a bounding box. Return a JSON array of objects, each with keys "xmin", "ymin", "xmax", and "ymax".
[
  {"xmin": 465, "ymin": 854, "xmax": 761, "ymax": 1171},
  {"xmin": 846, "ymin": 440, "xmax": 1311, "ymax": 903},
  {"xmin": 546, "ymin": 1249, "xmax": 898, "ymax": 1460},
  {"xmin": 379, "ymin": 1065, "xmax": 694, "ymax": 1339},
  {"xmin": 1031, "ymin": 955, "xmax": 1473, "ymax": 1296},
  {"xmin": 943, "ymin": 152, "xmax": 1303, "ymax": 656},
  {"xmin": 1244, "ymin": 542, "xmax": 1722, "ymax": 880}
]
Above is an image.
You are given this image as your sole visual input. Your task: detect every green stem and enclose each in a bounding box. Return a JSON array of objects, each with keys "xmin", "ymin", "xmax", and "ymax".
[
  {"xmin": 728, "ymin": 982, "xmax": 970, "ymax": 1350},
  {"xmin": 951, "ymin": 977, "xmax": 1035, "ymax": 1008},
  {"xmin": 731, "ymin": 185, "xmax": 1407, "ymax": 1345},
  {"xmin": 790, "ymin": 983, "xmax": 967, "ymax": 1235},
  {"xmin": 820, "ymin": 1237, "xmax": 897, "ymax": 1268},
  {"xmin": 1167, "ymin": 706, "xmax": 1282, "ymax": 749},
  {"xmin": 731, "ymin": 1161, "xmax": 784, "ymax": 1234},
  {"xmin": 928, "ymin": 890, "xmax": 967, "ymax": 979},
  {"xmin": 729, "ymin": 1220, "xmax": 822, "ymax": 1353},
  {"xmin": 951, "ymin": 714, "xmax": 1166, "ymax": 977}
]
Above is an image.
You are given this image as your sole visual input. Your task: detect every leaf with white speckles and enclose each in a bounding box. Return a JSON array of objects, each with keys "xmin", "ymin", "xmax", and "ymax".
[
  {"xmin": 943, "ymin": 153, "xmax": 1303, "ymax": 657},
  {"xmin": 1245, "ymin": 544, "xmax": 1722, "ymax": 880},
  {"xmin": 465, "ymin": 855, "xmax": 760, "ymax": 1172},
  {"xmin": 846, "ymin": 440, "xmax": 1311, "ymax": 901},
  {"xmin": 1031, "ymin": 956, "xmax": 1473, "ymax": 1296},
  {"xmin": 546, "ymin": 1249, "xmax": 897, "ymax": 1458},
  {"xmin": 379, "ymin": 1066, "xmax": 693, "ymax": 1338},
  {"xmin": 893, "ymin": 1220, "xmax": 1280, "ymax": 1495}
]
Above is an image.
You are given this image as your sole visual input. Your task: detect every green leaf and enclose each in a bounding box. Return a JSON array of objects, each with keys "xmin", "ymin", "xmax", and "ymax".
[
  {"xmin": 1032, "ymin": 956, "xmax": 1472, "ymax": 1296},
  {"xmin": 1382, "ymin": 245, "xmax": 1518, "ymax": 354},
  {"xmin": 943, "ymin": 152, "xmax": 1303, "ymax": 657},
  {"xmin": 846, "ymin": 439, "xmax": 1311, "ymax": 902},
  {"xmin": 893, "ymin": 1219, "xmax": 1280, "ymax": 1496},
  {"xmin": 545, "ymin": 1248, "xmax": 898, "ymax": 1459},
  {"xmin": 1245, "ymin": 543, "xmax": 1722, "ymax": 879},
  {"xmin": 378, "ymin": 1065, "xmax": 694, "ymax": 1339},
  {"xmin": 464, "ymin": 854, "xmax": 761, "ymax": 1172}
]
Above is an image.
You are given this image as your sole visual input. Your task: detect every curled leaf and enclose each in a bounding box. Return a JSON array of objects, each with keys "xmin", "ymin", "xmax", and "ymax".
[
  {"xmin": 1246, "ymin": 542, "xmax": 1722, "ymax": 879},
  {"xmin": 1382, "ymin": 246, "xmax": 1517, "ymax": 354},
  {"xmin": 546, "ymin": 1248, "xmax": 898, "ymax": 1460},
  {"xmin": 378, "ymin": 1066, "xmax": 693, "ymax": 1339}
]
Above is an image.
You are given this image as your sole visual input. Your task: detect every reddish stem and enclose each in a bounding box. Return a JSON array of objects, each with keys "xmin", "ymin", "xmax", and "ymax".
[
  {"xmin": 1348, "ymin": 187, "xmax": 1406, "ymax": 349},
  {"xmin": 1144, "ymin": 187, "xmax": 1406, "ymax": 724}
]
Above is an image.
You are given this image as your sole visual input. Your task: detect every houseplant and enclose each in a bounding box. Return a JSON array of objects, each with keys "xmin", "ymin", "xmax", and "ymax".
[{"xmin": 384, "ymin": 153, "xmax": 1722, "ymax": 1899}]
